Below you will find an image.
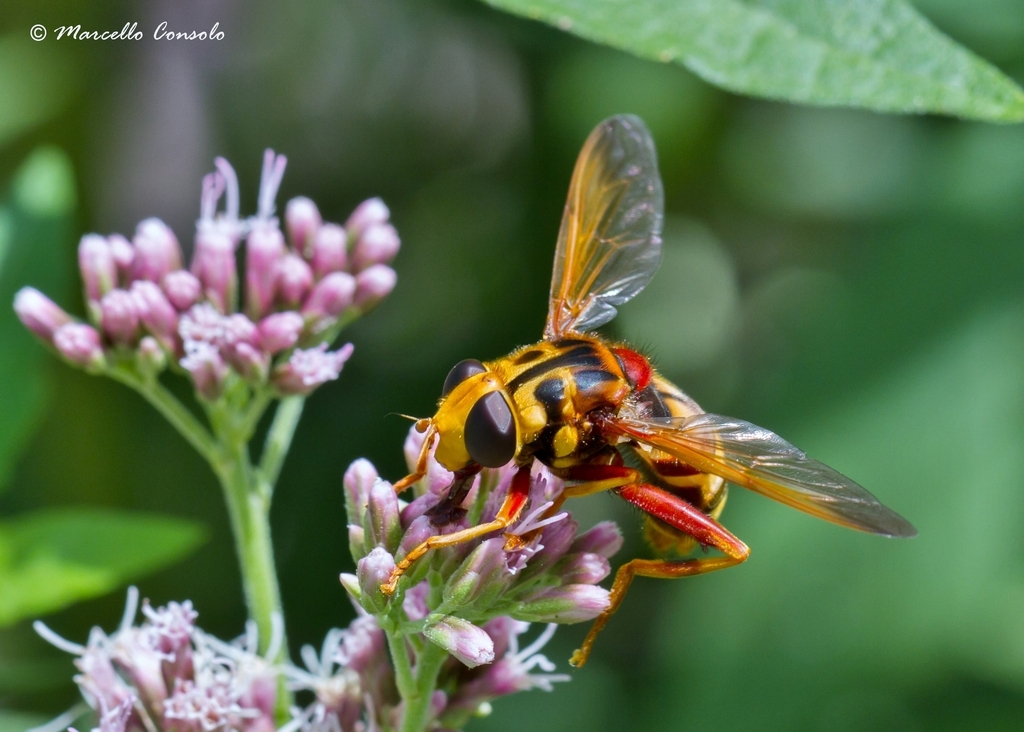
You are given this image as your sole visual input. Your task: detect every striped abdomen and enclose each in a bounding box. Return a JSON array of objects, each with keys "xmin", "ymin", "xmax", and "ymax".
[{"xmin": 629, "ymin": 373, "xmax": 729, "ymax": 557}]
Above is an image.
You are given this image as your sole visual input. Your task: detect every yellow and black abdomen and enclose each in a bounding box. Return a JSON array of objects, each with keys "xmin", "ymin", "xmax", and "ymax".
[
  {"xmin": 628, "ymin": 373, "xmax": 729, "ymax": 557},
  {"xmin": 487, "ymin": 336, "xmax": 631, "ymax": 468}
]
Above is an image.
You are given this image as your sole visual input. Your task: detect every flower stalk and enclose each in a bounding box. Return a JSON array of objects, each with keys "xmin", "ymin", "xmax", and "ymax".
[{"xmin": 14, "ymin": 150, "xmax": 399, "ymax": 666}]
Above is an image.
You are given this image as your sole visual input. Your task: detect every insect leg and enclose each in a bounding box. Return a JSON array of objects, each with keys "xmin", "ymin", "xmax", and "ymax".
[
  {"xmin": 569, "ymin": 555, "xmax": 743, "ymax": 668},
  {"xmin": 503, "ymin": 461, "xmax": 638, "ymax": 550},
  {"xmin": 569, "ymin": 482, "xmax": 749, "ymax": 668},
  {"xmin": 392, "ymin": 421, "xmax": 436, "ymax": 494},
  {"xmin": 561, "ymin": 463, "xmax": 640, "ymax": 498},
  {"xmin": 380, "ymin": 464, "xmax": 532, "ymax": 595}
]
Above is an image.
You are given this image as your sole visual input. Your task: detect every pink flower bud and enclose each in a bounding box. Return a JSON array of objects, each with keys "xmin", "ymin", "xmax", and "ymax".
[
  {"xmin": 423, "ymin": 615, "xmax": 495, "ymax": 668},
  {"xmin": 258, "ymin": 311, "xmax": 303, "ymax": 354},
  {"xmin": 108, "ymin": 234, "xmax": 135, "ymax": 276},
  {"xmin": 344, "ymin": 458, "xmax": 379, "ymax": 528},
  {"xmin": 130, "ymin": 281, "xmax": 178, "ymax": 350},
  {"xmin": 518, "ymin": 584, "xmax": 610, "ymax": 624},
  {"xmin": 100, "ymin": 289, "xmax": 139, "ymax": 345},
  {"xmin": 180, "ymin": 341, "xmax": 228, "ymax": 400},
  {"xmin": 191, "ymin": 225, "xmax": 238, "ymax": 313},
  {"xmin": 284, "ymin": 196, "xmax": 322, "ymax": 257},
  {"xmin": 271, "ymin": 342, "xmax": 353, "ymax": 395},
  {"xmin": 302, "ymin": 272, "xmax": 355, "ymax": 320},
  {"xmin": 569, "ymin": 521, "xmax": 623, "ymax": 558},
  {"xmin": 100, "ymin": 698, "xmax": 134, "ymax": 732},
  {"xmin": 111, "ymin": 632, "xmax": 167, "ymax": 712},
  {"xmin": 351, "ymin": 223, "xmax": 400, "ymax": 272},
  {"xmin": 78, "ymin": 234, "xmax": 117, "ymax": 303},
  {"xmin": 397, "ymin": 515, "xmax": 438, "ymax": 560},
  {"xmin": 73, "ymin": 644, "xmax": 134, "ymax": 714},
  {"xmin": 310, "ymin": 223, "xmax": 347, "ymax": 279},
  {"xmin": 54, "ymin": 323, "xmax": 105, "ymax": 369},
  {"xmin": 161, "ymin": 270, "xmax": 201, "ymax": 311},
  {"xmin": 402, "ymin": 581, "xmax": 431, "ymax": 622},
  {"xmin": 245, "ymin": 222, "xmax": 285, "ymax": 320},
  {"xmin": 337, "ymin": 614, "xmax": 387, "ymax": 676},
  {"xmin": 220, "ymin": 313, "xmax": 260, "ymax": 347},
  {"xmin": 558, "ymin": 552, "xmax": 611, "ymax": 585},
  {"xmin": 238, "ymin": 674, "xmax": 277, "ymax": 732},
  {"xmin": 178, "ymin": 303, "xmax": 225, "ymax": 346},
  {"xmin": 131, "ymin": 218, "xmax": 182, "ymax": 283},
  {"xmin": 481, "ymin": 616, "xmax": 519, "ymax": 660},
  {"xmin": 274, "ymin": 254, "xmax": 313, "ymax": 308},
  {"xmin": 443, "ymin": 538, "xmax": 511, "ymax": 607},
  {"xmin": 345, "ymin": 198, "xmax": 390, "ymax": 240},
  {"xmin": 137, "ymin": 336, "xmax": 167, "ymax": 375},
  {"xmin": 14, "ymin": 287, "xmax": 72, "ymax": 342},
  {"xmin": 219, "ymin": 314, "xmax": 267, "ymax": 381},
  {"xmin": 356, "ymin": 547, "xmax": 396, "ymax": 614},
  {"xmin": 367, "ymin": 478, "xmax": 401, "ymax": 553},
  {"xmin": 230, "ymin": 342, "xmax": 269, "ymax": 382},
  {"xmin": 353, "ymin": 265, "xmax": 396, "ymax": 310}
]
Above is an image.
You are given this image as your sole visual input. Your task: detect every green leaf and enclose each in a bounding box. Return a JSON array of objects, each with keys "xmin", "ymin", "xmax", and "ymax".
[
  {"xmin": 0, "ymin": 147, "xmax": 77, "ymax": 494},
  {"xmin": 482, "ymin": 0, "xmax": 1024, "ymax": 121},
  {"xmin": 0, "ymin": 508, "xmax": 206, "ymax": 626}
]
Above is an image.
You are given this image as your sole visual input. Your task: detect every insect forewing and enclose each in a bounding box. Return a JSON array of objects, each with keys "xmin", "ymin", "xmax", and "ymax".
[
  {"xmin": 611, "ymin": 413, "xmax": 917, "ymax": 538},
  {"xmin": 545, "ymin": 115, "xmax": 664, "ymax": 341}
]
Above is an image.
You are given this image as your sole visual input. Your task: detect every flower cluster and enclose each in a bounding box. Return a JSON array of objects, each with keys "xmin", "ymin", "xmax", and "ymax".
[
  {"xmin": 283, "ymin": 606, "xmax": 578, "ymax": 732},
  {"xmin": 338, "ymin": 425, "xmax": 622, "ymax": 729},
  {"xmin": 34, "ymin": 588, "xmax": 280, "ymax": 732},
  {"xmin": 14, "ymin": 150, "xmax": 397, "ymax": 399},
  {"xmin": 36, "ymin": 585, "xmax": 576, "ymax": 732}
]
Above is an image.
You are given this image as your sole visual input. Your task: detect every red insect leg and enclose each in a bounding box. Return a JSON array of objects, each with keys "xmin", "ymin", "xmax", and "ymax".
[{"xmin": 570, "ymin": 482, "xmax": 750, "ymax": 667}]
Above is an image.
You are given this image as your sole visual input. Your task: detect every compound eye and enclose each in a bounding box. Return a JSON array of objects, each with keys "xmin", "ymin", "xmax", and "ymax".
[
  {"xmin": 442, "ymin": 359, "xmax": 486, "ymax": 398},
  {"xmin": 465, "ymin": 391, "xmax": 517, "ymax": 468}
]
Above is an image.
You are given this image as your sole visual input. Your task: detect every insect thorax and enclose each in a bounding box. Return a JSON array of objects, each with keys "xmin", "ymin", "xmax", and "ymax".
[{"xmin": 486, "ymin": 336, "xmax": 632, "ymax": 466}]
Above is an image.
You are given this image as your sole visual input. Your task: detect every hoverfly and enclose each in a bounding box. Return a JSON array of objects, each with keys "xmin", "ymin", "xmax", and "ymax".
[{"xmin": 383, "ymin": 115, "xmax": 916, "ymax": 667}]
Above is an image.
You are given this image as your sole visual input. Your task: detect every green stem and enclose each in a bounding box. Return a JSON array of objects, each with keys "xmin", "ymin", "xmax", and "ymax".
[
  {"xmin": 214, "ymin": 437, "xmax": 287, "ymax": 661},
  {"xmin": 110, "ymin": 370, "xmax": 218, "ymax": 464},
  {"xmin": 115, "ymin": 371, "xmax": 294, "ymax": 660},
  {"xmin": 385, "ymin": 627, "xmax": 416, "ymax": 700},
  {"xmin": 241, "ymin": 390, "xmax": 274, "ymax": 441},
  {"xmin": 257, "ymin": 396, "xmax": 305, "ymax": 499},
  {"xmin": 398, "ymin": 639, "xmax": 448, "ymax": 732}
]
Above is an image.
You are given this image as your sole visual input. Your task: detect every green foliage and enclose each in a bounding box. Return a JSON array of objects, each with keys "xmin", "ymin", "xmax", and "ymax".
[
  {"xmin": 0, "ymin": 508, "xmax": 206, "ymax": 626},
  {"xmin": 0, "ymin": 149, "xmax": 205, "ymax": 630},
  {"xmin": 0, "ymin": 34, "xmax": 81, "ymax": 147},
  {"xmin": 0, "ymin": 147, "xmax": 76, "ymax": 494},
  {"xmin": 483, "ymin": 0, "xmax": 1024, "ymax": 121},
  {"xmin": 646, "ymin": 305, "xmax": 1024, "ymax": 731},
  {"xmin": 12, "ymin": 146, "xmax": 77, "ymax": 219},
  {"xmin": 0, "ymin": 711, "xmax": 48, "ymax": 732}
]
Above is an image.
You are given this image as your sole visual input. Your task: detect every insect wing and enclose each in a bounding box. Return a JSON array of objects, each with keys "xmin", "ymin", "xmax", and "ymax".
[
  {"xmin": 611, "ymin": 413, "xmax": 917, "ymax": 538},
  {"xmin": 545, "ymin": 115, "xmax": 665, "ymax": 341}
]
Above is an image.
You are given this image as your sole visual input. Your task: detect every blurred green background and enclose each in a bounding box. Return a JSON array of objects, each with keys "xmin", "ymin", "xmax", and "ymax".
[{"xmin": 2, "ymin": 1, "xmax": 1024, "ymax": 730}]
